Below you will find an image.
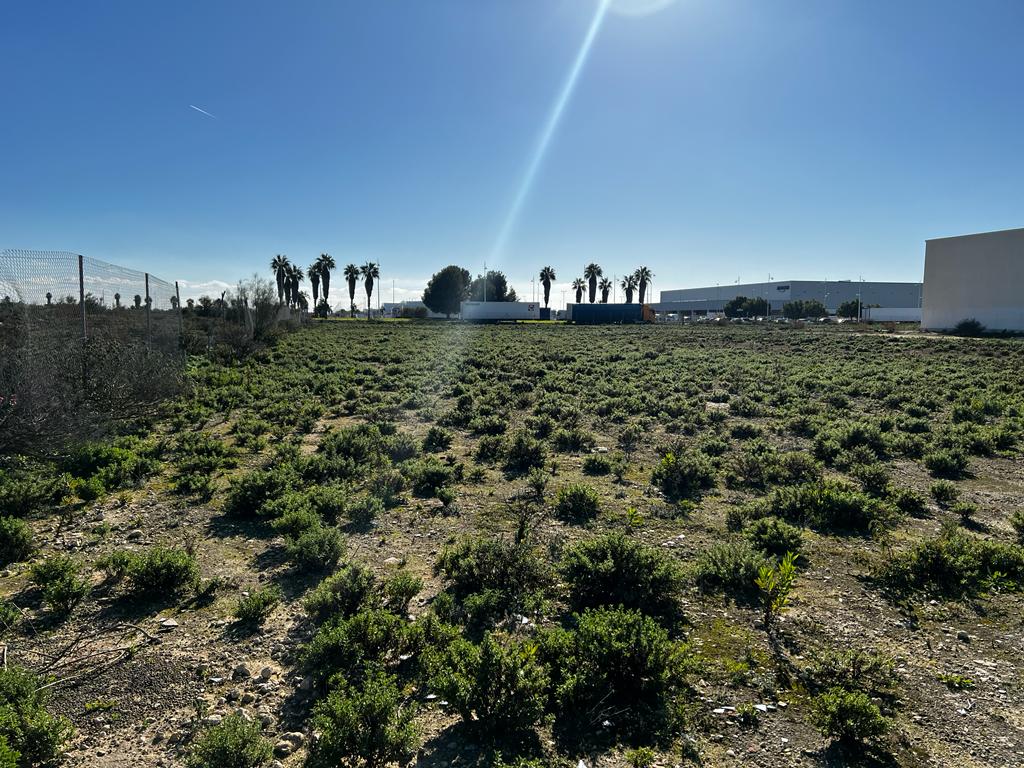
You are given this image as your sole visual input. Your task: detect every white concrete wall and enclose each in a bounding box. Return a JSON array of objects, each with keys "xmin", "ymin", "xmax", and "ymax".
[
  {"xmin": 864, "ymin": 307, "xmax": 921, "ymax": 322},
  {"xmin": 922, "ymin": 228, "xmax": 1024, "ymax": 331}
]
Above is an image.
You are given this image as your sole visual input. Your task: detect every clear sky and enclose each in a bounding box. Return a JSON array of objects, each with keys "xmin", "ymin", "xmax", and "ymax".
[{"xmin": 3, "ymin": 0, "xmax": 1023, "ymax": 307}]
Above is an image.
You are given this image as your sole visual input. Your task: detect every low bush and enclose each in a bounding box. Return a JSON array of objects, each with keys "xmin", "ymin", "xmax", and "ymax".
[
  {"xmin": 929, "ymin": 480, "xmax": 959, "ymax": 506},
  {"xmin": 503, "ymin": 431, "xmax": 547, "ymax": 476},
  {"xmin": 422, "ymin": 426, "xmax": 453, "ymax": 453},
  {"xmin": 30, "ymin": 555, "xmax": 89, "ymax": 614},
  {"xmin": 224, "ymin": 466, "xmax": 297, "ymax": 518},
  {"xmin": 809, "ymin": 687, "xmax": 889, "ymax": 744},
  {"xmin": 560, "ymin": 533, "xmax": 685, "ymax": 622},
  {"xmin": 542, "ymin": 607, "xmax": 682, "ymax": 737},
  {"xmin": 406, "ymin": 456, "xmax": 454, "ymax": 499},
  {"xmin": 427, "ymin": 633, "xmax": 548, "ymax": 737},
  {"xmin": 303, "ymin": 609, "xmax": 409, "ymax": 687},
  {"xmin": 0, "ymin": 517, "xmax": 34, "ymax": 566},
  {"xmin": 0, "ymin": 470, "xmax": 67, "ymax": 518},
  {"xmin": 651, "ymin": 450, "xmax": 716, "ymax": 501},
  {"xmin": 888, "ymin": 486, "xmax": 927, "ymax": 517},
  {"xmin": 0, "ymin": 665, "xmax": 74, "ymax": 767},
  {"xmin": 121, "ymin": 546, "xmax": 200, "ymax": 599},
  {"xmin": 383, "ymin": 570, "xmax": 422, "ymax": 615},
  {"xmin": 877, "ymin": 523, "xmax": 1024, "ymax": 598},
  {"xmin": 286, "ymin": 526, "xmax": 345, "ymax": 573},
  {"xmin": 233, "ymin": 585, "xmax": 282, "ymax": 626},
  {"xmin": 581, "ymin": 454, "xmax": 612, "ymax": 476},
  {"xmin": 186, "ymin": 712, "xmax": 272, "ymax": 768},
  {"xmin": 745, "ymin": 517, "xmax": 803, "ymax": 559},
  {"xmin": 808, "ymin": 648, "xmax": 898, "ymax": 699},
  {"xmin": 308, "ymin": 665, "xmax": 418, "ymax": 768},
  {"xmin": 692, "ymin": 540, "xmax": 768, "ymax": 598},
  {"xmin": 924, "ymin": 448, "xmax": 970, "ymax": 479},
  {"xmin": 555, "ymin": 483, "xmax": 601, "ymax": 523},
  {"xmin": 345, "ymin": 493, "xmax": 384, "ymax": 526},
  {"xmin": 1011, "ymin": 509, "xmax": 1024, "ymax": 545},
  {"xmin": 748, "ymin": 480, "xmax": 893, "ymax": 534},
  {"xmin": 305, "ymin": 564, "xmax": 377, "ymax": 626},
  {"xmin": 552, "ymin": 427, "xmax": 596, "ymax": 454}
]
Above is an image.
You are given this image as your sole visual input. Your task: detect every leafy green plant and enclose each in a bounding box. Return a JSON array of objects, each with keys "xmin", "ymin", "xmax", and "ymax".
[
  {"xmin": 582, "ymin": 454, "xmax": 612, "ymax": 476},
  {"xmin": 745, "ymin": 517, "xmax": 803, "ymax": 559},
  {"xmin": 809, "ymin": 687, "xmax": 889, "ymax": 744},
  {"xmin": 924, "ymin": 448, "xmax": 970, "ymax": 479},
  {"xmin": 305, "ymin": 564, "xmax": 377, "ymax": 626},
  {"xmin": 308, "ymin": 665, "xmax": 418, "ymax": 768},
  {"xmin": 937, "ymin": 672, "xmax": 974, "ymax": 690},
  {"xmin": 651, "ymin": 450, "xmax": 716, "ymax": 501},
  {"xmin": 0, "ymin": 517, "xmax": 34, "ymax": 566},
  {"xmin": 930, "ymin": 480, "xmax": 959, "ymax": 505},
  {"xmin": 423, "ymin": 426, "xmax": 453, "ymax": 453},
  {"xmin": 427, "ymin": 634, "xmax": 548, "ymax": 737},
  {"xmin": 120, "ymin": 546, "xmax": 200, "ymax": 599},
  {"xmin": 692, "ymin": 540, "xmax": 769, "ymax": 598},
  {"xmin": 383, "ymin": 570, "xmax": 422, "ymax": 615},
  {"xmin": 286, "ymin": 526, "xmax": 345, "ymax": 573},
  {"xmin": 30, "ymin": 555, "xmax": 89, "ymax": 614},
  {"xmin": 186, "ymin": 712, "xmax": 272, "ymax": 768},
  {"xmin": 755, "ymin": 552, "xmax": 797, "ymax": 630},
  {"xmin": 555, "ymin": 483, "xmax": 601, "ymax": 523},
  {"xmin": 233, "ymin": 585, "xmax": 282, "ymax": 625},
  {"xmin": 0, "ymin": 665, "xmax": 74, "ymax": 766}
]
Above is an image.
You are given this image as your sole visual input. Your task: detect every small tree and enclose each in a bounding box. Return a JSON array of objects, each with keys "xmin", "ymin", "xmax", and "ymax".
[
  {"xmin": 469, "ymin": 270, "xmax": 516, "ymax": 302},
  {"xmin": 754, "ymin": 551, "xmax": 797, "ymax": 634},
  {"xmin": 423, "ymin": 265, "xmax": 472, "ymax": 318},
  {"xmin": 836, "ymin": 299, "xmax": 860, "ymax": 319}
]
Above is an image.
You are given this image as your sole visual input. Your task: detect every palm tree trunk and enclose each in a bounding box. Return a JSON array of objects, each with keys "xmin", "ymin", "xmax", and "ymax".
[
  {"xmin": 543, "ymin": 283, "xmax": 551, "ymax": 307},
  {"xmin": 321, "ymin": 272, "xmax": 330, "ymax": 303}
]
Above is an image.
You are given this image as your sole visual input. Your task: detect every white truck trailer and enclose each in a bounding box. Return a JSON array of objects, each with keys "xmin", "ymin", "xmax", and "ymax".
[{"xmin": 460, "ymin": 301, "xmax": 540, "ymax": 322}]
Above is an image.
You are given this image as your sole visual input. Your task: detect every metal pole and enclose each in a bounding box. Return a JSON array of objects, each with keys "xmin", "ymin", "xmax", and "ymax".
[
  {"xmin": 145, "ymin": 272, "xmax": 151, "ymax": 349},
  {"xmin": 175, "ymin": 281, "xmax": 184, "ymax": 351},
  {"xmin": 78, "ymin": 254, "xmax": 86, "ymax": 342}
]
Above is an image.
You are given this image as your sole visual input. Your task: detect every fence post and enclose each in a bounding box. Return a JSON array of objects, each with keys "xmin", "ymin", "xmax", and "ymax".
[
  {"xmin": 145, "ymin": 272, "xmax": 151, "ymax": 350},
  {"xmin": 175, "ymin": 281, "xmax": 185, "ymax": 359},
  {"xmin": 79, "ymin": 254, "xmax": 87, "ymax": 391}
]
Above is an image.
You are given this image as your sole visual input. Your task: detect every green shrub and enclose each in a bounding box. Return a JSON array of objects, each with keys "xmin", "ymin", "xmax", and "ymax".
[
  {"xmin": 745, "ymin": 517, "xmax": 803, "ymax": 559},
  {"xmin": 423, "ymin": 426, "xmax": 453, "ymax": 453},
  {"xmin": 878, "ymin": 523, "xmax": 1024, "ymax": 598},
  {"xmin": 0, "ymin": 518, "xmax": 34, "ymax": 566},
  {"xmin": 1011, "ymin": 509, "xmax": 1024, "ymax": 545},
  {"xmin": 560, "ymin": 533, "xmax": 684, "ymax": 622},
  {"xmin": 271, "ymin": 505, "xmax": 321, "ymax": 537},
  {"xmin": 186, "ymin": 712, "xmax": 272, "ymax": 768},
  {"xmin": 552, "ymin": 427, "xmax": 596, "ymax": 454},
  {"xmin": 808, "ymin": 648, "xmax": 897, "ymax": 699},
  {"xmin": 555, "ymin": 483, "xmax": 601, "ymax": 523},
  {"xmin": 0, "ymin": 470, "xmax": 67, "ymax": 518},
  {"xmin": 434, "ymin": 537, "xmax": 551, "ymax": 628},
  {"xmin": 0, "ymin": 665, "xmax": 74, "ymax": 767},
  {"xmin": 692, "ymin": 540, "xmax": 768, "ymax": 598},
  {"xmin": 224, "ymin": 466, "xmax": 297, "ymax": 518},
  {"xmin": 952, "ymin": 318, "xmax": 985, "ymax": 337},
  {"xmin": 303, "ymin": 609, "xmax": 409, "ymax": 687},
  {"xmin": 924, "ymin": 448, "xmax": 970, "ymax": 479},
  {"xmin": 889, "ymin": 486, "xmax": 927, "ymax": 516},
  {"xmin": 305, "ymin": 564, "xmax": 377, "ymax": 626},
  {"xmin": 542, "ymin": 607, "xmax": 681, "ymax": 737},
  {"xmin": 929, "ymin": 480, "xmax": 959, "ymax": 505},
  {"xmin": 652, "ymin": 450, "xmax": 716, "ymax": 501},
  {"xmin": 122, "ymin": 546, "xmax": 200, "ymax": 599},
  {"xmin": 406, "ymin": 456, "xmax": 454, "ymax": 499},
  {"xmin": 30, "ymin": 555, "xmax": 89, "ymax": 614},
  {"xmin": 345, "ymin": 493, "xmax": 385, "ymax": 526},
  {"xmin": 809, "ymin": 687, "xmax": 889, "ymax": 744},
  {"xmin": 286, "ymin": 526, "xmax": 345, "ymax": 573},
  {"xmin": 308, "ymin": 665, "xmax": 418, "ymax": 768},
  {"xmin": 74, "ymin": 476, "xmax": 105, "ymax": 502},
  {"xmin": 383, "ymin": 571, "xmax": 422, "ymax": 615},
  {"xmin": 582, "ymin": 454, "xmax": 612, "ymax": 476},
  {"xmin": 503, "ymin": 431, "xmax": 547, "ymax": 476},
  {"xmin": 749, "ymin": 480, "xmax": 893, "ymax": 534},
  {"xmin": 427, "ymin": 634, "xmax": 548, "ymax": 737},
  {"xmin": 233, "ymin": 585, "xmax": 282, "ymax": 625}
]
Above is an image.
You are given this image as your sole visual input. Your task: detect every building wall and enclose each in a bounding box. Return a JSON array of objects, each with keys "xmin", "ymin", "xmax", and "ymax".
[
  {"xmin": 922, "ymin": 228, "xmax": 1024, "ymax": 331},
  {"xmin": 659, "ymin": 280, "xmax": 921, "ymax": 312}
]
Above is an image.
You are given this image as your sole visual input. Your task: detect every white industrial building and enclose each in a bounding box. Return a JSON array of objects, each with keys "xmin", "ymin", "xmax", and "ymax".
[
  {"xmin": 653, "ymin": 279, "xmax": 922, "ymax": 317},
  {"xmin": 922, "ymin": 228, "xmax": 1024, "ymax": 332}
]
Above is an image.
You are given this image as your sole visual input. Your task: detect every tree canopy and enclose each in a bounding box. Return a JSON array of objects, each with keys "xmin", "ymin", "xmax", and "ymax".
[
  {"xmin": 423, "ymin": 265, "xmax": 472, "ymax": 318},
  {"xmin": 469, "ymin": 271, "xmax": 517, "ymax": 302},
  {"xmin": 723, "ymin": 296, "xmax": 768, "ymax": 318},
  {"xmin": 783, "ymin": 299, "xmax": 828, "ymax": 319}
]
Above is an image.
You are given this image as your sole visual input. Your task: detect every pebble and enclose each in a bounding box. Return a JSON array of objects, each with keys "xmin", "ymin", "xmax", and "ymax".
[
  {"xmin": 160, "ymin": 618, "xmax": 179, "ymax": 630},
  {"xmin": 259, "ymin": 666, "xmax": 274, "ymax": 680},
  {"xmin": 233, "ymin": 664, "xmax": 252, "ymax": 680}
]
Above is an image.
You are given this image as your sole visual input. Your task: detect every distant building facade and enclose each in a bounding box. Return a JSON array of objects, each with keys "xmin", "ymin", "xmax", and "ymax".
[
  {"xmin": 922, "ymin": 228, "xmax": 1024, "ymax": 332},
  {"xmin": 654, "ymin": 279, "xmax": 922, "ymax": 316}
]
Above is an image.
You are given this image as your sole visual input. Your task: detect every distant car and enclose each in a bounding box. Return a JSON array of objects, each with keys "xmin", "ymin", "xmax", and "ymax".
[{"xmin": 818, "ymin": 316, "xmax": 836, "ymax": 324}]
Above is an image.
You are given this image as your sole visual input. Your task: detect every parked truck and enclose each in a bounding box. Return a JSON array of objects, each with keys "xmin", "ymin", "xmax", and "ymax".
[
  {"xmin": 568, "ymin": 303, "xmax": 654, "ymax": 324},
  {"xmin": 460, "ymin": 301, "xmax": 540, "ymax": 322}
]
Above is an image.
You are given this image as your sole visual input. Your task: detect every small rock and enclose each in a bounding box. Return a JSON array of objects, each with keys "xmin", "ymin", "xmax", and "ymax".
[
  {"xmin": 160, "ymin": 618, "xmax": 179, "ymax": 630},
  {"xmin": 274, "ymin": 741, "xmax": 294, "ymax": 758},
  {"xmin": 282, "ymin": 732, "xmax": 304, "ymax": 747},
  {"xmin": 957, "ymin": 630, "xmax": 971, "ymax": 642},
  {"xmin": 241, "ymin": 693, "xmax": 256, "ymax": 705},
  {"xmin": 127, "ymin": 529, "xmax": 144, "ymax": 540},
  {"xmin": 259, "ymin": 666, "xmax": 274, "ymax": 680},
  {"xmin": 232, "ymin": 664, "xmax": 252, "ymax": 681},
  {"xmin": 203, "ymin": 715, "xmax": 222, "ymax": 726}
]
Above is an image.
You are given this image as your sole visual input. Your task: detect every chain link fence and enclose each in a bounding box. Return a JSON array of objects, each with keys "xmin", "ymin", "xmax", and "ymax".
[{"xmin": 0, "ymin": 249, "xmax": 299, "ymax": 454}]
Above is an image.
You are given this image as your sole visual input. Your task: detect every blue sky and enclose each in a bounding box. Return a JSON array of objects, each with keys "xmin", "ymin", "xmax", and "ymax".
[{"xmin": 2, "ymin": 0, "xmax": 1023, "ymax": 306}]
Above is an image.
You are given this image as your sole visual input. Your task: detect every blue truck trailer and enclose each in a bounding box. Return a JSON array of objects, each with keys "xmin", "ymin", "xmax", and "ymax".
[{"xmin": 568, "ymin": 303, "xmax": 654, "ymax": 324}]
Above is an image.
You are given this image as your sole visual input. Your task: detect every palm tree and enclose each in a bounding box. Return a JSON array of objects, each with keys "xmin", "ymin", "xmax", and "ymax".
[
  {"xmin": 45, "ymin": 292, "xmax": 52, "ymax": 306},
  {"xmin": 316, "ymin": 253, "xmax": 336, "ymax": 304},
  {"xmin": 113, "ymin": 292, "xmax": 121, "ymax": 309},
  {"xmin": 598, "ymin": 277, "xmax": 612, "ymax": 304},
  {"xmin": 286, "ymin": 264, "xmax": 304, "ymax": 308},
  {"xmin": 584, "ymin": 263, "xmax": 602, "ymax": 304},
  {"xmin": 270, "ymin": 254, "xmax": 290, "ymax": 305},
  {"xmin": 361, "ymin": 262, "xmax": 380, "ymax": 319},
  {"xmin": 572, "ymin": 278, "xmax": 585, "ymax": 305},
  {"xmin": 539, "ymin": 266, "xmax": 556, "ymax": 308},
  {"xmin": 134, "ymin": 294, "xmax": 142, "ymax": 309},
  {"xmin": 634, "ymin": 266, "xmax": 654, "ymax": 305},
  {"xmin": 620, "ymin": 274, "xmax": 638, "ymax": 304},
  {"xmin": 344, "ymin": 264, "xmax": 360, "ymax": 314},
  {"xmin": 307, "ymin": 263, "xmax": 322, "ymax": 307}
]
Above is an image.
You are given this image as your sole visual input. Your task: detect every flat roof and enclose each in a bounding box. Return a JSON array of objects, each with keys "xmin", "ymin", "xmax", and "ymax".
[{"xmin": 925, "ymin": 226, "xmax": 1024, "ymax": 242}]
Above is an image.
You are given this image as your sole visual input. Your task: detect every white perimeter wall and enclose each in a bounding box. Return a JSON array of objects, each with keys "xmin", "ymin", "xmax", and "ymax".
[
  {"xmin": 922, "ymin": 228, "xmax": 1024, "ymax": 331},
  {"xmin": 864, "ymin": 307, "xmax": 922, "ymax": 322}
]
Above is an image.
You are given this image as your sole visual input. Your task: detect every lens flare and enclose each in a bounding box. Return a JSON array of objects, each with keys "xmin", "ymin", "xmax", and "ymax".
[
  {"xmin": 609, "ymin": 0, "xmax": 679, "ymax": 17},
  {"xmin": 489, "ymin": 0, "xmax": 613, "ymax": 265}
]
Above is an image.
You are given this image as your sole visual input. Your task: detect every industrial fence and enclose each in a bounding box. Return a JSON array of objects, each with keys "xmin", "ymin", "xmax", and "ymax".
[{"xmin": 0, "ymin": 249, "xmax": 301, "ymax": 454}]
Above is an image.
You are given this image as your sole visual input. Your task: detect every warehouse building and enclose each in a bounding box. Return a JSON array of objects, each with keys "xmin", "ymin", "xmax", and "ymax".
[
  {"xmin": 653, "ymin": 279, "xmax": 922, "ymax": 317},
  {"xmin": 922, "ymin": 228, "xmax": 1024, "ymax": 332}
]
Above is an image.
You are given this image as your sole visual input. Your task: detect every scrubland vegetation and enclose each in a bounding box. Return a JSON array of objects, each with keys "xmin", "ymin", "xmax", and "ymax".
[{"xmin": 2, "ymin": 320, "xmax": 1024, "ymax": 767}]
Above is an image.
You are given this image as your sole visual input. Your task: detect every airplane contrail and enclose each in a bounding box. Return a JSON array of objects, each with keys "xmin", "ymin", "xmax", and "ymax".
[{"xmin": 189, "ymin": 104, "xmax": 218, "ymax": 119}]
